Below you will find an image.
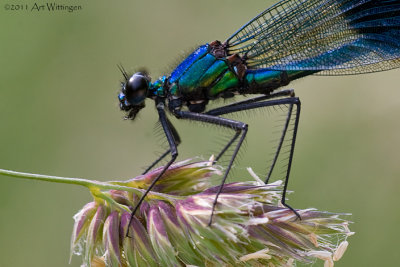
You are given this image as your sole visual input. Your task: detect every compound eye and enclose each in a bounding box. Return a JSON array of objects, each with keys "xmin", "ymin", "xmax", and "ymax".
[{"xmin": 125, "ymin": 73, "xmax": 149, "ymax": 105}]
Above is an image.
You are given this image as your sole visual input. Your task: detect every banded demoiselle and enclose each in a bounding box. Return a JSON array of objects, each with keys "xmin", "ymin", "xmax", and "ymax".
[{"xmin": 118, "ymin": 0, "xmax": 400, "ymax": 230}]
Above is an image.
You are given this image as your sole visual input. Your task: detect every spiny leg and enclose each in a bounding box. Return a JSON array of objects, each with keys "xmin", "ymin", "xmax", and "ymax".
[
  {"xmin": 142, "ymin": 118, "xmax": 181, "ymax": 174},
  {"xmin": 280, "ymin": 99, "xmax": 301, "ymax": 218},
  {"xmin": 210, "ymin": 127, "xmax": 247, "ymax": 226},
  {"xmin": 207, "ymin": 89, "xmax": 294, "ymax": 162},
  {"xmin": 215, "ymin": 130, "xmax": 240, "ymax": 162},
  {"xmin": 126, "ymin": 101, "xmax": 178, "ymax": 237},
  {"xmin": 208, "ymin": 90, "xmax": 294, "ymax": 182},
  {"xmin": 204, "ymin": 95, "xmax": 302, "ymax": 219},
  {"xmin": 265, "ymin": 103, "xmax": 294, "ymax": 184},
  {"xmin": 173, "ymin": 110, "xmax": 247, "ymax": 225}
]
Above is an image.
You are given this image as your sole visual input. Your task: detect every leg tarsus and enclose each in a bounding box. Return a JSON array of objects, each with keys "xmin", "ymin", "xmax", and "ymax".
[
  {"xmin": 280, "ymin": 100, "xmax": 301, "ymax": 220},
  {"xmin": 281, "ymin": 201, "xmax": 301, "ymax": 220}
]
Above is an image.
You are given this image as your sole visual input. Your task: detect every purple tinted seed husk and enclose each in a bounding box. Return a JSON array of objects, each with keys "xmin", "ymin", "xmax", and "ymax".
[
  {"xmin": 84, "ymin": 205, "xmax": 106, "ymax": 265},
  {"xmin": 89, "ymin": 205, "xmax": 106, "ymax": 242},
  {"xmin": 108, "ymin": 212, "xmax": 120, "ymax": 251},
  {"xmin": 265, "ymin": 223, "xmax": 310, "ymax": 248},
  {"xmin": 103, "ymin": 211, "xmax": 121, "ymax": 265},
  {"xmin": 119, "ymin": 212, "xmax": 130, "ymax": 242},
  {"xmin": 157, "ymin": 201, "xmax": 180, "ymax": 227},
  {"xmin": 72, "ymin": 202, "xmax": 97, "ymax": 240},
  {"xmin": 110, "ymin": 190, "xmax": 132, "ymax": 206},
  {"xmin": 248, "ymin": 226, "xmax": 303, "ymax": 260},
  {"xmin": 140, "ymin": 201, "xmax": 150, "ymax": 216},
  {"xmin": 148, "ymin": 206, "xmax": 168, "ymax": 239}
]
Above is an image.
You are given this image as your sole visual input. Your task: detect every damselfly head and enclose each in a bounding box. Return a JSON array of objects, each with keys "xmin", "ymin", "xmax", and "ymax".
[{"xmin": 118, "ymin": 72, "xmax": 151, "ymax": 120}]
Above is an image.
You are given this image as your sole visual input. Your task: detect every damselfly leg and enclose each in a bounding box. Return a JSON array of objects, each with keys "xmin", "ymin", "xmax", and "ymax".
[
  {"xmin": 126, "ymin": 100, "xmax": 178, "ymax": 237},
  {"xmin": 142, "ymin": 118, "xmax": 181, "ymax": 175},
  {"xmin": 171, "ymin": 109, "xmax": 248, "ymax": 226},
  {"xmin": 128, "ymin": 90, "xmax": 301, "ymax": 235},
  {"xmin": 206, "ymin": 90, "xmax": 301, "ymax": 221}
]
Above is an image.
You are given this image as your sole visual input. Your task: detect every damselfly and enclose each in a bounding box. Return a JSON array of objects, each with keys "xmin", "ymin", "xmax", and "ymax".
[{"xmin": 118, "ymin": 0, "xmax": 400, "ymax": 231}]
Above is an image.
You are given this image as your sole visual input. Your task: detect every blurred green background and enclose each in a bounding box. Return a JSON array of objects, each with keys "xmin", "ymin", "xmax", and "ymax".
[{"xmin": 1, "ymin": 0, "xmax": 400, "ymax": 266}]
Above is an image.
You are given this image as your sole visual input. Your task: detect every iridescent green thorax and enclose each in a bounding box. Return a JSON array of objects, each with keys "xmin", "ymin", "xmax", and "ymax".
[
  {"xmin": 149, "ymin": 43, "xmax": 315, "ymax": 103},
  {"xmin": 159, "ymin": 44, "xmax": 240, "ymax": 101}
]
